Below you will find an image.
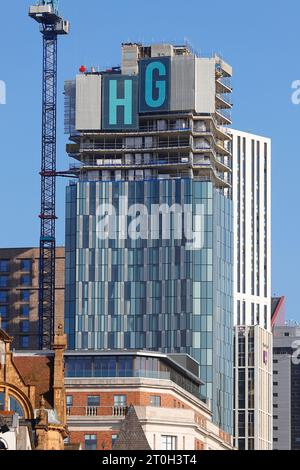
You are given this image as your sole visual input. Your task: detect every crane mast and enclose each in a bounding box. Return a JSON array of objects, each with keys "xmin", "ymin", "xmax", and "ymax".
[{"xmin": 29, "ymin": 1, "xmax": 69, "ymax": 349}]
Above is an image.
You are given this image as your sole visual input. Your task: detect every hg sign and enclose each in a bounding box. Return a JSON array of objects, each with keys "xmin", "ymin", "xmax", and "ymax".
[{"xmin": 102, "ymin": 57, "xmax": 171, "ymax": 130}]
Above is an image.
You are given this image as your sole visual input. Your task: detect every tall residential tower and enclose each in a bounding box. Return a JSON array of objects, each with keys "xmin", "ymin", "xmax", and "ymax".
[
  {"xmin": 231, "ymin": 130, "xmax": 272, "ymax": 450},
  {"xmin": 64, "ymin": 43, "xmax": 234, "ymax": 434}
]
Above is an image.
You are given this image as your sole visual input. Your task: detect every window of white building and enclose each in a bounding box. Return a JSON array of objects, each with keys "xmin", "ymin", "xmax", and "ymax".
[{"xmin": 161, "ymin": 435, "xmax": 177, "ymax": 450}]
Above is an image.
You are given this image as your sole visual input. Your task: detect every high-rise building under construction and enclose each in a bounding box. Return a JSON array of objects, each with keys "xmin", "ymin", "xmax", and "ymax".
[{"xmin": 64, "ymin": 43, "xmax": 234, "ymax": 434}]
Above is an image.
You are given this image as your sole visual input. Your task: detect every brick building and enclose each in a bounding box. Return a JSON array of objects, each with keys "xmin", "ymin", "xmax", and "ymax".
[
  {"xmin": 64, "ymin": 351, "xmax": 233, "ymax": 450},
  {"xmin": 0, "ymin": 247, "xmax": 65, "ymax": 350}
]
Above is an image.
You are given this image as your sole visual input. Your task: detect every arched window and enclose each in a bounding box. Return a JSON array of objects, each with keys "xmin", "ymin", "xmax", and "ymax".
[
  {"xmin": 0, "ymin": 388, "xmax": 27, "ymax": 418},
  {"xmin": 0, "ymin": 392, "xmax": 4, "ymax": 411},
  {"xmin": 9, "ymin": 396, "xmax": 24, "ymax": 417},
  {"xmin": 0, "ymin": 439, "xmax": 8, "ymax": 451}
]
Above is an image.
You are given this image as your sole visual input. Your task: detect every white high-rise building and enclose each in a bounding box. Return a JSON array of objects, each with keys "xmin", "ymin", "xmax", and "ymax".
[{"xmin": 230, "ymin": 129, "xmax": 272, "ymax": 450}]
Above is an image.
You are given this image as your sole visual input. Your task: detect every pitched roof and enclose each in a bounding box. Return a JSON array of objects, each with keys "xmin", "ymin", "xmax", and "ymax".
[
  {"xmin": 13, "ymin": 356, "xmax": 54, "ymax": 409},
  {"xmin": 271, "ymin": 296, "xmax": 286, "ymax": 327},
  {"xmin": 113, "ymin": 406, "xmax": 151, "ymax": 451}
]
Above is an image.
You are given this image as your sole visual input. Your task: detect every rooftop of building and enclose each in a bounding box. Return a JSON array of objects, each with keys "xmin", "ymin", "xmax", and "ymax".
[
  {"xmin": 229, "ymin": 128, "xmax": 272, "ymax": 142},
  {"xmin": 14, "ymin": 348, "xmax": 202, "ymax": 383},
  {"xmin": 273, "ymin": 324, "xmax": 300, "ymax": 336},
  {"xmin": 0, "ymin": 246, "xmax": 65, "ymax": 256},
  {"xmin": 79, "ymin": 42, "xmax": 232, "ymax": 77}
]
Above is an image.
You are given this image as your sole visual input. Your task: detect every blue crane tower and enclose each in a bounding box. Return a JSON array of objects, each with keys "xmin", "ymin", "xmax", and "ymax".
[{"xmin": 29, "ymin": 1, "xmax": 69, "ymax": 349}]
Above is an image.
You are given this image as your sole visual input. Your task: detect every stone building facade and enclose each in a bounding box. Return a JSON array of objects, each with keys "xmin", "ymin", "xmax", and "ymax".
[{"xmin": 0, "ymin": 327, "xmax": 68, "ymax": 450}]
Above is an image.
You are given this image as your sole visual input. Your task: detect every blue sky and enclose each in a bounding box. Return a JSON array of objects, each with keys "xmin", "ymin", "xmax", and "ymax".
[{"xmin": 0, "ymin": 0, "xmax": 299, "ymax": 320}]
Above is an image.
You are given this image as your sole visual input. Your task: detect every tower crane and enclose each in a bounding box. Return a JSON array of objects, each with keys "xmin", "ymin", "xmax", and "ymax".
[{"xmin": 29, "ymin": 1, "xmax": 69, "ymax": 349}]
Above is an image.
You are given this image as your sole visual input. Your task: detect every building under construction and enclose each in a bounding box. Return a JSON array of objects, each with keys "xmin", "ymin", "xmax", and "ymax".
[{"xmin": 64, "ymin": 43, "xmax": 234, "ymax": 435}]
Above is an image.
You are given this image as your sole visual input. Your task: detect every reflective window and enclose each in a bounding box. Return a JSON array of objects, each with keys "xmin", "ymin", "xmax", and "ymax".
[
  {"xmin": 21, "ymin": 291, "xmax": 30, "ymax": 302},
  {"xmin": 248, "ymin": 410, "xmax": 255, "ymax": 437},
  {"xmin": 87, "ymin": 396, "xmax": 100, "ymax": 407},
  {"xmin": 114, "ymin": 395, "xmax": 126, "ymax": 407},
  {"xmin": 248, "ymin": 369, "xmax": 255, "ymax": 409},
  {"xmin": 0, "ymin": 261, "xmax": 9, "ymax": 273},
  {"xmin": 20, "ymin": 321, "xmax": 29, "ymax": 333},
  {"xmin": 84, "ymin": 435, "xmax": 97, "ymax": 451},
  {"xmin": 238, "ymin": 411, "xmax": 246, "ymax": 437},
  {"xmin": 20, "ymin": 275, "xmax": 31, "ymax": 287},
  {"xmin": 150, "ymin": 396, "xmax": 161, "ymax": 407},
  {"xmin": 0, "ymin": 392, "xmax": 4, "ymax": 411},
  {"xmin": 161, "ymin": 435, "xmax": 177, "ymax": 450},
  {"xmin": 100, "ymin": 358, "xmax": 116, "ymax": 377},
  {"xmin": 67, "ymin": 357, "xmax": 91, "ymax": 377},
  {"xmin": 21, "ymin": 305, "xmax": 30, "ymax": 317},
  {"xmin": 0, "ymin": 306, "xmax": 8, "ymax": 317},
  {"xmin": 20, "ymin": 260, "xmax": 32, "ymax": 272},
  {"xmin": 118, "ymin": 357, "xmax": 133, "ymax": 377},
  {"xmin": 248, "ymin": 330, "xmax": 255, "ymax": 366},
  {"xmin": 64, "ymin": 355, "xmax": 199, "ymax": 398},
  {"xmin": 21, "ymin": 336, "xmax": 29, "ymax": 349},
  {"xmin": 0, "ymin": 276, "xmax": 9, "ymax": 288},
  {"xmin": 0, "ymin": 292, "xmax": 8, "ymax": 303},
  {"xmin": 9, "ymin": 396, "xmax": 24, "ymax": 417},
  {"xmin": 238, "ymin": 369, "xmax": 245, "ymax": 409},
  {"xmin": 238, "ymin": 334, "xmax": 245, "ymax": 367},
  {"xmin": 66, "ymin": 396, "xmax": 73, "ymax": 407}
]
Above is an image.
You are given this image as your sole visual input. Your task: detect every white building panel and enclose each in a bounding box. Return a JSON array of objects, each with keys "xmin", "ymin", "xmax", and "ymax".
[
  {"xmin": 171, "ymin": 56, "xmax": 195, "ymax": 112},
  {"xmin": 195, "ymin": 58, "xmax": 216, "ymax": 114},
  {"xmin": 76, "ymin": 74, "xmax": 102, "ymax": 131}
]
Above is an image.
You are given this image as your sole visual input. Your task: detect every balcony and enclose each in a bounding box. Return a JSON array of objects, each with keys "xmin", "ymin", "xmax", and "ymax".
[
  {"xmin": 69, "ymin": 153, "xmax": 192, "ymax": 170},
  {"xmin": 216, "ymin": 93, "xmax": 232, "ymax": 109},
  {"xmin": 215, "ymin": 109, "xmax": 232, "ymax": 126},
  {"xmin": 66, "ymin": 405, "xmax": 129, "ymax": 418},
  {"xmin": 79, "ymin": 122, "xmax": 192, "ymax": 137},
  {"xmin": 216, "ymin": 78, "xmax": 232, "ymax": 95},
  {"xmin": 78, "ymin": 140, "xmax": 191, "ymax": 154},
  {"xmin": 69, "ymin": 148, "xmax": 231, "ymax": 176}
]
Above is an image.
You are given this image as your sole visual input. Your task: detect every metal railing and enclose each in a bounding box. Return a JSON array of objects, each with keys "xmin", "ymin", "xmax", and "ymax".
[
  {"xmin": 215, "ymin": 109, "xmax": 232, "ymax": 124},
  {"xmin": 76, "ymin": 139, "xmax": 230, "ymax": 156},
  {"xmin": 70, "ymin": 154, "xmax": 192, "ymax": 169},
  {"xmin": 126, "ymin": 124, "xmax": 191, "ymax": 133},
  {"xmin": 66, "ymin": 406, "xmax": 129, "ymax": 417},
  {"xmin": 217, "ymin": 76, "xmax": 232, "ymax": 89},
  {"xmin": 69, "ymin": 151, "xmax": 231, "ymax": 174},
  {"xmin": 216, "ymin": 93, "xmax": 232, "ymax": 107},
  {"xmin": 79, "ymin": 141, "xmax": 191, "ymax": 152},
  {"xmin": 216, "ymin": 77, "xmax": 232, "ymax": 93}
]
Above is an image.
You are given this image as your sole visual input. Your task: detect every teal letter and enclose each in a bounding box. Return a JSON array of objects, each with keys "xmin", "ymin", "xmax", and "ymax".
[
  {"xmin": 109, "ymin": 79, "xmax": 133, "ymax": 125},
  {"xmin": 145, "ymin": 61, "xmax": 166, "ymax": 108}
]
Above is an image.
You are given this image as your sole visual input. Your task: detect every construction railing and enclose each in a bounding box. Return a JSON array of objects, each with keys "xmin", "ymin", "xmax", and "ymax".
[{"xmin": 69, "ymin": 154, "xmax": 192, "ymax": 169}]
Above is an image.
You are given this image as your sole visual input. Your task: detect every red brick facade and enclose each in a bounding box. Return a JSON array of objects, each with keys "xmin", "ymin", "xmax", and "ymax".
[
  {"xmin": 69, "ymin": 431, "xmax": 117, "ymax": 451},
  {"xmin": 66, "ymin": 389, "xmax": 211, "ymax": 450},
  {"xmin": 66, "ymin": 390, "xmax": 209, "ymax": 419}
]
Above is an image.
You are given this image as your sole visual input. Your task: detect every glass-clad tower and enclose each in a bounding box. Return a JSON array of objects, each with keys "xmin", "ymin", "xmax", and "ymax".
[{"xmin": 64, "ymin": 43, "xmax": 234, "ymax": 434}]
